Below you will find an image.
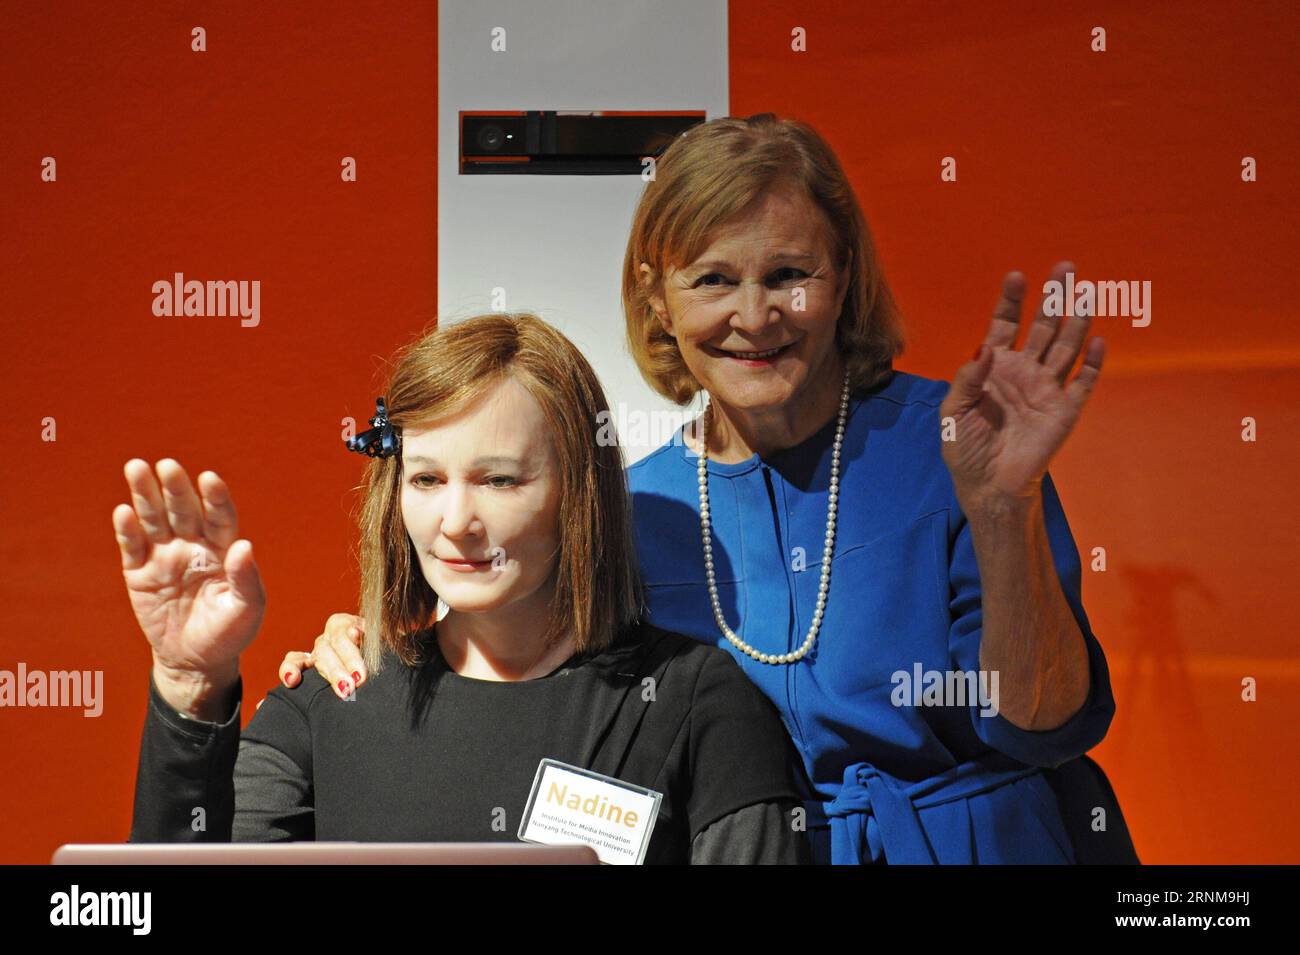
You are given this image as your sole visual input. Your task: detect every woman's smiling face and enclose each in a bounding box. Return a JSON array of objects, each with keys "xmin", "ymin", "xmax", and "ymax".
[
  {"xmin": 399, "ymin": 376, "xmax": 562, "ymax": 616},
  {"xmin": 642, "ymin": 182, "xmax": 851, "ymax": 414}
]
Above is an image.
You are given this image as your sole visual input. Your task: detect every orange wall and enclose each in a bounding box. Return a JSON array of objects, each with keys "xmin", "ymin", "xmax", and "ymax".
[
  {"xmin": 729, "ymin": 0, "xmax": 1300, "ymax": 862},
  {"xmin": 2, "ymin": 1, "xmax": 1296, "ymax": 864},
  {"xmin": 0, "ymin": 1, "xmax": 437, "ymax": 862}
]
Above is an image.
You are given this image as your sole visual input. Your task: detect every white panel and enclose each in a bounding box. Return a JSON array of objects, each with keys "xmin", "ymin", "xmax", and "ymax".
[{"xmin": 438, "ymin": 0, "xmax": 728, "ymax": 462}]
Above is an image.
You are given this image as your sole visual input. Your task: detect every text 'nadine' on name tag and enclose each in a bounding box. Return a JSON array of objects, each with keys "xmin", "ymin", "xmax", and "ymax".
[{"xmin": 518, "ymin": 758, "xmax": 663, "ymax": 865}]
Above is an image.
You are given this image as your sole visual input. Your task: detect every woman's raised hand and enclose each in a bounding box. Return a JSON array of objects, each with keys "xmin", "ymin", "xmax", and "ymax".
[
  {"xmin": 279, "ymin": 613, "xmax": 366, "ymax": 699},
  {"xmin": 114, "ymin": 459, "xmax": 266, "ymax": 719},
  {"xmin": 940, "ymin": 260, "xmax": 1105, "ymax": 511}
]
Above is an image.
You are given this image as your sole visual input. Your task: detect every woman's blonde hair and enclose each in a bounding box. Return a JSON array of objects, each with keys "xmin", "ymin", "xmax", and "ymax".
[
  {"xmin": 353, "ymin": 312, "xmax": 642, "ymax": 675},
  {"xmin": 622, "ymin": 112, "xmax": 906, "ymax": 404}
]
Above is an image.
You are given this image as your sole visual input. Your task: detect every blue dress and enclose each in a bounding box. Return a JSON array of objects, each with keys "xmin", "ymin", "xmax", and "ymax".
[{"xmin": 627, "ymin": 369, "xmax": 1116, "ymax": 864}]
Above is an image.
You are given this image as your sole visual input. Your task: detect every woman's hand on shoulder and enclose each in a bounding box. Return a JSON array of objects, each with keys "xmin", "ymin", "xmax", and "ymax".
[{"xmin": 279, "ymin": 613, "xmax": 367, "ymax": 700}]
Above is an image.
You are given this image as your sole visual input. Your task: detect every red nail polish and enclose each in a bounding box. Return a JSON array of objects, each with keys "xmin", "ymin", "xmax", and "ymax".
[
  {"xmin": 337, "ymin": 680, "xmax": 350, "ymax": 694},
  {"xmin": 352, "ymin": 671, "xmax": 362, "ymax": 684},
  {"xmin": 283, "ymin": 672, "xmax": 293, "ymax": 684}
]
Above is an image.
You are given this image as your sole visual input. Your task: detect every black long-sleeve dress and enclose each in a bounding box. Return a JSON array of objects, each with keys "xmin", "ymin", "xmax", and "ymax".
[{"xmin": 129, "ymin": 621, "xmax": 814, "ymax": 864}]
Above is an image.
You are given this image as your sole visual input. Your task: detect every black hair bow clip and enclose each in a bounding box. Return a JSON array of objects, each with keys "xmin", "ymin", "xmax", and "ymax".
[{"xmin": 347, "ymin": 397, "xmax": 402, "ymax": 458}]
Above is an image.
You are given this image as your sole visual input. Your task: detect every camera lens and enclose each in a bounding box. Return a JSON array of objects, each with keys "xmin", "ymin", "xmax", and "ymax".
[{"xmin": 476, "ymin": 124, "xmax": 505, "ymax": 151}]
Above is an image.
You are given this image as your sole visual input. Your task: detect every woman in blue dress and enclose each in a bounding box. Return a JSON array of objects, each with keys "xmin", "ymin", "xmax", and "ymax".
[{"xmin": 283, "ymin": 113, "xmax": 1130, "ymax": 864}]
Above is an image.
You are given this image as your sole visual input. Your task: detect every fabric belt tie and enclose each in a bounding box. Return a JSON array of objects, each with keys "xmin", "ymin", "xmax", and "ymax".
[{"xmin": 806, "ymin": 754, "xmax": 1041, "ymax": 864}]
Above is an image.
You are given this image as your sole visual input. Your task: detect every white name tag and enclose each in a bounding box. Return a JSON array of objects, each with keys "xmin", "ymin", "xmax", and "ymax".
[{"xmin": 518, "ymin": 758, "xmax": 662, "ymax": 865}]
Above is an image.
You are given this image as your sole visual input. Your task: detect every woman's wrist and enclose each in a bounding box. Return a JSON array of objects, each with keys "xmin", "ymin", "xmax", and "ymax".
[{"xmin": 151, "ymin": 656, "xmax": 240, "ymax": 722}]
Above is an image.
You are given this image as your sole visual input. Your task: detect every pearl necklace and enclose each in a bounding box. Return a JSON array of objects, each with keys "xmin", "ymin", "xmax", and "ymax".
[{"xmin": 697, "ymin": 372, "xmax": 851, "ymax": 665}]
